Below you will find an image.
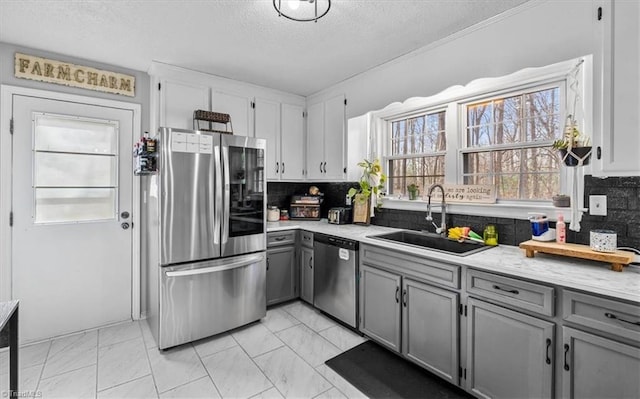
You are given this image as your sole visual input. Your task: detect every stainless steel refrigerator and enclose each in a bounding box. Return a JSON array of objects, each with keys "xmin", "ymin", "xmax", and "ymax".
[{"xmin": 144, "ymin": 127, "xmax": 267, "ymax": 350}]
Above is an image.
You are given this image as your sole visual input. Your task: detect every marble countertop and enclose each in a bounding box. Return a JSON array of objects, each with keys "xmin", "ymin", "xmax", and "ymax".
[
  {"xmin": 267, "ymin": 220, "xmax": 640, "ymax": 304},
  {"xmin": 0, "ymin": 300, "xmax": 19, "ymax": 331}
]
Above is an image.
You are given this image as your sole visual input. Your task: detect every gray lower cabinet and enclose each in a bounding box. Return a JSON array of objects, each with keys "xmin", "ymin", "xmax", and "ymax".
[
  {"xmin": 562, "ymin": 326, "xmax": 640, "ymax": 398},
  {"xmin": 403, "ymin": 278, "xmax": 459, "ymax": 384},
  {"xmin": 300, "ymin": 246, "xmax": 314, "ymax": 304},
  {"xmin": 360, "ymin": 262, "xmax": 459, "ymax": 383},
  {"xmin": 359, "ymin": 264, "xmax": 402, "ymax": 352},
  {"xmin": 266, "ymin": 246, "xmax": 296, "ymax": 306},
  {"xmin": 466, "ymin": 298, "xmax": 554, "ymax": 399}
]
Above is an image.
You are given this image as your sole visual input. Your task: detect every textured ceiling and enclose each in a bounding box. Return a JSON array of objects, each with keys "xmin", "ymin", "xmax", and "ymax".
[{"xmin": 0, "ymin": 0, "xmax": 530, "ymax": 96}]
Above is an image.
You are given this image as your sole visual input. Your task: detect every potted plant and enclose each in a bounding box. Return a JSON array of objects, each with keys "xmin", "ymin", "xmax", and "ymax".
[
  {"xmin": 347, "ymin": 159, "xmax": 387, "ymax": 223},
  {"xmin": 552, "ymin": 116, "xmax": 592, "ymax": 166},
  {"xmin": 407, "ymin": 183, "xmax": 420, "ymax": 200}
]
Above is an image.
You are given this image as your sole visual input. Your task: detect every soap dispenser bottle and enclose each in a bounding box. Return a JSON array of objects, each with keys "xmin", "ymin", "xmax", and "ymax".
[{"xmin": 556, "ymin": 214, "xmax": 566, "ymax": 244}]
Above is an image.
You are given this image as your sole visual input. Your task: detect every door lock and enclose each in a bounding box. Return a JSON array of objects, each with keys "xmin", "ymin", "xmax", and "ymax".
[
  {"xmin": 121, "ymin": 222, "xmax": 130, "ymax": 230},
  {"xmin": 121, "ymin": 211, "xmax": 130, "ymax": 219}
]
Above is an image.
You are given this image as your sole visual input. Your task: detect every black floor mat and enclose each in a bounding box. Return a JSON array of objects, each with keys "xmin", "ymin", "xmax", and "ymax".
[{"xmin": 325, "ymin": 341, "xmax": 472, "ymax": 399}]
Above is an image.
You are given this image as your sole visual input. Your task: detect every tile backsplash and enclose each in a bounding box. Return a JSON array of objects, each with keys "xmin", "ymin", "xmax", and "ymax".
[
  {"xmin": 268, "ymin": 175, "xmax": 639, "ymax": 250},
  {"xmin": 267, "ymin": 182, "xmax": 359, "ymax": 218}
]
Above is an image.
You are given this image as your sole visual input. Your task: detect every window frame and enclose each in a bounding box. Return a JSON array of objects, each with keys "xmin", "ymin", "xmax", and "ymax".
[
  {"xmin": 32, "ymin": 112, "xmax": 121, "ymax": 225},
  {"xmin": 385, "ymin": 107, "xmax": 448, "ymax": 197},
  {"xmin": 369, "ymin": 56, "xmax": 591, "ymax": 221},
  {"xmin": 457, "ymin": 80, "xmax": 567, "ymax": 203}
]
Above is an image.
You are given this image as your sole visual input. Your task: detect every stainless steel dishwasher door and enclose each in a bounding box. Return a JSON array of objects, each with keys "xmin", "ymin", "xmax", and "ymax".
[{"xmin": 313, "ymin": 235, "xmax": 358, "ymax": 328}]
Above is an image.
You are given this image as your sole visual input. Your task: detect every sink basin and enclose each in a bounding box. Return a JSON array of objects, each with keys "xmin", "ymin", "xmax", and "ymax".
[{"xmin": 368, "ymin": 230, "xmax": 493, "ymax": 256}]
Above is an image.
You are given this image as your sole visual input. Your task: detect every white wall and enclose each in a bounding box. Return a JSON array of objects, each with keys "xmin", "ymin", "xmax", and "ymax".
[{"xmin": 309, "ymin": 0, "xmax": 598, "ymax": 119}]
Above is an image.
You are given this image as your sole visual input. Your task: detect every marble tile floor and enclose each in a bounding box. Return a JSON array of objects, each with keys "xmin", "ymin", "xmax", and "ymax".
[{"xmin": 0, "ymin": 300, "xmax": 369, "ymax": 399}]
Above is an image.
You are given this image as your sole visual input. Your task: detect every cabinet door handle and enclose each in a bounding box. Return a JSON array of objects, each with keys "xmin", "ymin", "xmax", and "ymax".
[
  {"xmin": 563, "ymin": 344, "xmax": 570, "ymax": 371},
  {"xmin": 309, "ymin": 256, "xmax": 313, "ymax": 269},
  {"xmin": 319, "ymin": 162, "xmax": 323, "ymax": 173},
  {"xmin": 395, "ymin": 286, "xmax": 400, "ymax": 303},
  {"xmin": 492, "ymin": 284, "xmax": 519, "ymax": 295},
  {"xmin": 545, "ymin": 338, "xmax": 552, "ymax": 365},
  {"xmin": 276, "ymin": 162, "xmax": 279, "ymax": 174},
  {"xmin": 323, "ymin": 162, "xmax": 327, "ymax": 173},
  {"xmin": 266, "ymin": 258, "xmax": 269, "ymax": 271},
  {"xmin": 605, "ymin": 312, "xmax": 640, "ymax": 326},
  {"xmin": 402, "ymin": 289, "xmax": 407, "ymax": 307},
  {"xmin": 282, "ymin": 162, "xmax": 285, "ymax": 174}
]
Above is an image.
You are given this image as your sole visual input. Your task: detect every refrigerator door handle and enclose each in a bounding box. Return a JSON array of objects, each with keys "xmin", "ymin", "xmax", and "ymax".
[
  {"xmin": 222, "ymin": 145, "xmax": 230, "ymax": 244},
  {"xmin": 213, "ymin": 145, "xmax": 222, "ymax": 245},
  {"xmin": 165, "ymin": 254, "xmax": 265, "ymax": 277}
]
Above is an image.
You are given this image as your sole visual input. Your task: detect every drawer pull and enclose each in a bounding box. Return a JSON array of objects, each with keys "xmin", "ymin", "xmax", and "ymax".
[
  {"xmin": 604, "ymin": 312, "xmax": 640, "ymax": 326},
  {"xmin": 395, "ymin": 286, "xmax": 400, "ymax": 303},
  {"xmin": 563, "ymin": 344, "xmax": 570, "ymax": 371},
  {"xmin": 492, "ymin": 284, "xmax": 519, "ymax": 295},
  {"xmin": 274, "ymin": 236, "xmax": 286, "ymax": 242},
  {"xmin": 545, "ymin": 338, "xmax": 552, "ymax": 365}
]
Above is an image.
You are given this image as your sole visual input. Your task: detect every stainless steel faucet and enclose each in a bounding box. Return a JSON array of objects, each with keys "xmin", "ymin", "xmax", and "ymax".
[{"xmin": 426, "ymin": 183, "xmax": 447, "ymax": 236}]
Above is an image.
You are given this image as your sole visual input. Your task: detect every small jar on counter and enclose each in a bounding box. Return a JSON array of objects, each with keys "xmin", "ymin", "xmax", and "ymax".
[
  {"xmin": 483, "ymin": 225, "xmax": 498, "ymax": 246},
  {"xmin": 280, "ymin": 209, "xmax": 289, "ymax": 221},
  {"xmin": 267, "ymin": 206, "xmax": 280, "ymax": 222}
]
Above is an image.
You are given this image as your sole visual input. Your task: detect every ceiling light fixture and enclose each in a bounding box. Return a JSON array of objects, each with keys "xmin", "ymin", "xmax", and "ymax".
[{"xmin": 274, "ymin": 0, "xmax": 331, "ymax": 23}]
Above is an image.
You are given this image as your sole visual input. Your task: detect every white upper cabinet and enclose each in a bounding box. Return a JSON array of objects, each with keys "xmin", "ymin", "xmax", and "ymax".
[
  {"xmin": 254, "ymin": 100, "xmax": 305, "ymax": 181},
  {"xmin": 593, "ymin": 0, "xmax": 640, "ymax": 176},
  {"xmin": 306, "ymin": 94, "xmax": 346, "ymax": 180},
  {"xmin": 254, "ymin": 98, "xmax": 281, "ymax": 180},
  {"xmin": 159, "ymin": 79, "xmax": 210, "ymax": 130},
  {"xmin": 323, "ymin": 94, "xmax": 346, "ymax": 180},
  {"xmin": 306, "ymin": 101, "xmax": 325, "ymax": 180},
  {"xmin": 280, "ymin": 103, "xmax": 305, "ymax": 180},
  {"xmin": 212, "ymin": 90, "xmax": 253, "ymax": 137}
]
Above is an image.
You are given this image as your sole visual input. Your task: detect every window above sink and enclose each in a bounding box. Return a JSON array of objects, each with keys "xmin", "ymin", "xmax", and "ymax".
[{"xmin": 367, "ymin": 56, "xmax": 592, "ymax": 222}]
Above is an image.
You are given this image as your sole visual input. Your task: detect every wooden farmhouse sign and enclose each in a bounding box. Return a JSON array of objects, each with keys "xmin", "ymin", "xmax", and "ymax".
[
  {"xmin": 429, "ymin": 184, "xmax": 496, "ymax": 204},
  {"xmin": 14, "ymin": 53, "xmax": 135, "ymax": 97}
]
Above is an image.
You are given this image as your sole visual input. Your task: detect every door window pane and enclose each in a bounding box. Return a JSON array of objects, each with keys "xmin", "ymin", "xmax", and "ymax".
[
  {"xmin": 35, "ymin": 152, "xmax": 116, "ymax": 187},
  {"xmin": 34, "ymin": 114, "xmax": 117, "ymax": 154},
  {"xmin": 35, "ymin": 188, "xmax": 116, "ymax": 224},
  {"xmin": 33, "ymin": 113, "xmax": 119, "ymax": 224}
]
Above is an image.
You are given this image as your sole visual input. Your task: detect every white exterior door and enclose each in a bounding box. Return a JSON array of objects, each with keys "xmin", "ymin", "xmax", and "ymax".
[{"xmin": 11, "ymin": 94, "xmax": 134, "ymax": 343}]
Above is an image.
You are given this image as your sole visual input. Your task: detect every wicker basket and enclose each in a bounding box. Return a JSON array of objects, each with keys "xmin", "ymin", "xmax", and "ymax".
[{"xmin": 193, "ymin": 110, "xmax": 233, "ymax": 134}]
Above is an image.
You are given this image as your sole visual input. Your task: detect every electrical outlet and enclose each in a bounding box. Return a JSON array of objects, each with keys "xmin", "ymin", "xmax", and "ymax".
[{"xmin": 589, "ymin": 195, "xmax": 607, "ymax": 216}]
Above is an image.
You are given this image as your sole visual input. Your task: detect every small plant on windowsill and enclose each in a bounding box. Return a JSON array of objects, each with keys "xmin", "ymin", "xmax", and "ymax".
[
  {"xmin": 407, "ymin": 183, "xmax": 420, "ymax": 200},
  {"xmin": 552, "ymin": 115, "xmax": 592, "ymax": 167}
]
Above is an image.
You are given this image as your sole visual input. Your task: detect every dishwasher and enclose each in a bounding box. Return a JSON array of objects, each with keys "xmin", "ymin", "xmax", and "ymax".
[{"xmin": 313, "ymin": 233, "xmax": 359, "ymax": 328}]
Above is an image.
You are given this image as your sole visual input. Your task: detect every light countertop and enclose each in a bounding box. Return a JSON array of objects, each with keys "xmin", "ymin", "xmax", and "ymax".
[{"xmin": 267, "ymin": 220, "xmax": 640, "ymax": 304}]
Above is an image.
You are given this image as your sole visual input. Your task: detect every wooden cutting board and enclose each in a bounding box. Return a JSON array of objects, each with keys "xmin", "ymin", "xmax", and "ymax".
[{"xmin": 519, "ymin": 240, "xmax": 635, "ymax": 272}]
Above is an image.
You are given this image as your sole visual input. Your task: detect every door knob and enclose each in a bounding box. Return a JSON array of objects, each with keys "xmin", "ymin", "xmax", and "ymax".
[
  {"xmin": 121, "ymin": 211, "xmax": 130, "ymax": 219},
  {"xmin": 121, "ymin": 222, "xmax": 130, "ymax": 230}
]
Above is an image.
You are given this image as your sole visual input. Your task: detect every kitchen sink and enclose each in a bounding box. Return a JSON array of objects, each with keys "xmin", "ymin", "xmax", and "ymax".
[{"xmin": 368, "ymin": 230, "xmax": 493, "ymax": 256}]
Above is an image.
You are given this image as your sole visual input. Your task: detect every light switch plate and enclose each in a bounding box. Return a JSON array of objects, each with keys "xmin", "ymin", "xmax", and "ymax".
[{"xmin": 589, "ymin": 195, "xmax": 607, "ymax": 216}]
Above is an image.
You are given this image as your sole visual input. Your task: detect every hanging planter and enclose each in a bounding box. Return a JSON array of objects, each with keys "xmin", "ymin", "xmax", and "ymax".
[
  {"xmin": 552, "ymin": 115, "xmax": 592, "ymax": 168},
  {"xmin": 559, "ymin": 146, "xmax": 592, "ymax": 167}
]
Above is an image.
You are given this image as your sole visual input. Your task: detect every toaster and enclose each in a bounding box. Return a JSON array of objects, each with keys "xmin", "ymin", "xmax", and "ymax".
[{"xmin": 328, "ymin": 207, "xmax": 352, "ymax": 224}]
